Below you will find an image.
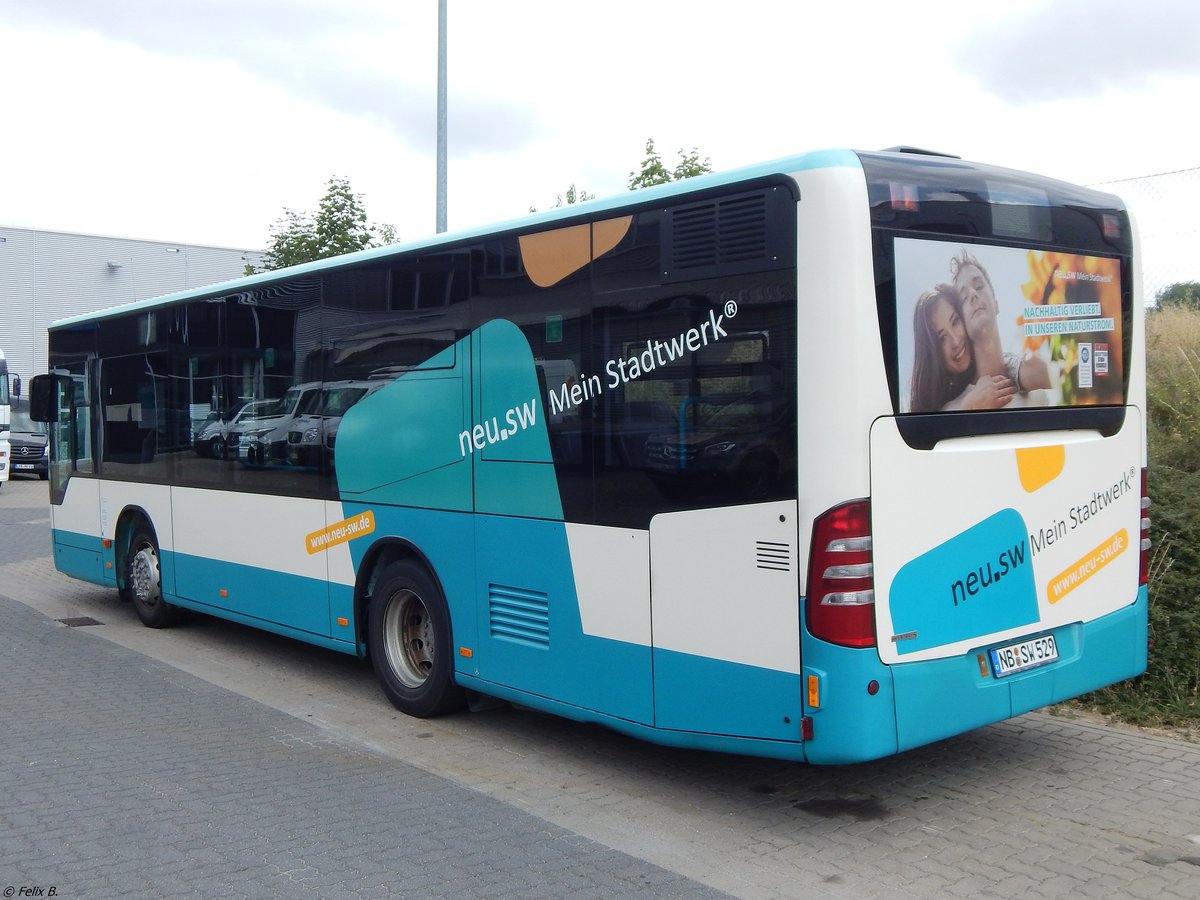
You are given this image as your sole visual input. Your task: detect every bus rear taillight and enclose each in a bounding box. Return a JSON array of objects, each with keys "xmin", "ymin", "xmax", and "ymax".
[
  {"xmin": 807, "ymin": 500, "xmax": 876, "ymax": 648},
  {"xmin": 1140, "ymin": 468, "xmax": 1151, "ymax": 586}
]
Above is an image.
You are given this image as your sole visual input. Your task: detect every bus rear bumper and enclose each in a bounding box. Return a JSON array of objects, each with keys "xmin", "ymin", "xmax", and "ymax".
[
  {"xmin": 800, "ymin": 586, "xmax": 1147, "ymax": 765},
  {"xmin": 890, "ymin": 585, "xmax": 1148, "ymax": 756}
]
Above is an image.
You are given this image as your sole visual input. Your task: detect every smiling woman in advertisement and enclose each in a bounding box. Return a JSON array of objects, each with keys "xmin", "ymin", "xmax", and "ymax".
[{"xmin": 908, "ymin": 283, "xmax": 1017, "ymax": 412}]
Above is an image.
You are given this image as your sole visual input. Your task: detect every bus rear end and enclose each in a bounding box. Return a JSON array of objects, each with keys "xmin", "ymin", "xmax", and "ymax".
[{"xmin": 796, "ymin": 151, "xmax": 1146, "ymax": 764}]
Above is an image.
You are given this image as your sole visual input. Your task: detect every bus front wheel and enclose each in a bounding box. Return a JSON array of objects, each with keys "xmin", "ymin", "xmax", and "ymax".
[
  {"xmin": 368, "ymin": 561, "xmax": 465, "ymax": 718},
  {"xmin": 123, "ymin": 525, "xmax": 182, "ymax": 628}
]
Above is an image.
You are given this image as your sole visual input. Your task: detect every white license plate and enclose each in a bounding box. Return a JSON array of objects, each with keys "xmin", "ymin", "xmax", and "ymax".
[
  {"xmin": 14, "ymin": 464, "xmax": 35, "ymax": 470},
  {"xmin": 989, "ymin": 634, "xmax": 1059, "ymax": 678}
]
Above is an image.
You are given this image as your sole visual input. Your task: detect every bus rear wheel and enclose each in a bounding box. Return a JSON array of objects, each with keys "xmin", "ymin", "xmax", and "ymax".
[{"xmin": 368, "ymin": 560, "xmax": 465, "ymax": 718}]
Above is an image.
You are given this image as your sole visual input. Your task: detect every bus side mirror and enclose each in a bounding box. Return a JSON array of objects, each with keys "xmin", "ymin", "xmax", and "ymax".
[{"xmin": 29, "ymin": 374, "xmax": 65, "ymax": 423}]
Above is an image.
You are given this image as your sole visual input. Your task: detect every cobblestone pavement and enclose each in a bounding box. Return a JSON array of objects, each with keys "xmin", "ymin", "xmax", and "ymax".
[
  {"xmin": 0, "ymin": 480, "xmax": 723, "ymax": 899},
  {"xmin": 3, "ymin": 477, "xmax": 1200, "ymax": 899}
]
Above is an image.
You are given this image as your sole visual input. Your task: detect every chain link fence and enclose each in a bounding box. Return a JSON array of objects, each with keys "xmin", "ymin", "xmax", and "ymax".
[{"xmin": 1093, "ymin": 167, "xmax": 1200, "ymax": 305}]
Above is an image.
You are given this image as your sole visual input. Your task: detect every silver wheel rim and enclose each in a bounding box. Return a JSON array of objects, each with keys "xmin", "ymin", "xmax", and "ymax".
[
  {"xmin": 130, "ymin": 545, "xmax": 161, "ymax": 607},
  {"xmin": 382, "ymin": 589, "xmax": 434, "ymax": 688}
]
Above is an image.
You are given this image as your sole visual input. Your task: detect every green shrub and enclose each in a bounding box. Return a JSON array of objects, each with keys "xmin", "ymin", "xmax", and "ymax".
[{"xmin": 1084, "ymin": 307, "xmax": 1200, "ymax": 725}]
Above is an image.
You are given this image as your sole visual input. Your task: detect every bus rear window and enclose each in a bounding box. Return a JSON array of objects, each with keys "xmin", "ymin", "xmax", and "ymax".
[
  {"xmin": 895, "ymin": 236, "xmax": 1125, "ymax": 414},
  {"xmin": 858, "ymin": 151, "xmax": 1133, "ymax": 445}
]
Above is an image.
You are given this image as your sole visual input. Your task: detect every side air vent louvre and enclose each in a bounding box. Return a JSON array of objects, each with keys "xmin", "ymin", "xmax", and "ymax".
[
  {"xmin": 756, "ymin": 540, "xmax": 791, "ymax": 572},
  {"xmin": 489, "ymin": 584, "xmax": 550, "ymax": 648},
  {"xmin": 671, "ymin": 193, "xmax": 766, "ymax": 269},
  {"xmin": 662, "ymin": 185, "xmax": 794, "ymax": 280}
]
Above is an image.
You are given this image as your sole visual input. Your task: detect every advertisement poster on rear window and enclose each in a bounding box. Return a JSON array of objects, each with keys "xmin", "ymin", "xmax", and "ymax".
[{"xmin": 895, "ymin": 238, "xmax": 1124, "ymax": 414}]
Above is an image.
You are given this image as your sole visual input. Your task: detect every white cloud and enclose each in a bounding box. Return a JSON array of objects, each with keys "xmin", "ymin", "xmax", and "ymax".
[
  {"xmin": 6, "ymin": 0, "xmax": 544, "ymax": 154},
  {"xmin": 0, "ymin": 0, "xmax": 1195, "ymax": 250},
  {"xmin": 950, "ymin": 0, "xmax": 1200, "ymax": 103}
]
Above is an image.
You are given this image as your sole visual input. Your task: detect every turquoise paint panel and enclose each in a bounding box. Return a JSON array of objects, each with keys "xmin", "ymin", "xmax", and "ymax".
[
  {"xmin": 473, "ymin": 320, "xmax": 563, "ymax": 520},
  {"xmin": 891, "ymin": 644, "xmax": 1015, "ymax": 753},
  {"xmin": 51, "ymin": 528, "xmax": 104, "ymax": 553},
  {"xmin": 336, "ymin": 344, "xmax": 472, "ymax": 511},
  {"xmin": 340, "ymin": 502, "xmax": 479, "ymax": 659},
  {"xmin": 333, "ymin": 318, "xmax": 631, "ymax": 720},
  {"xmin": 473, "ymin": 513, "xmax": 652, "ymax": 724},
  {"xmin": 336, "ymin": 319, "xmax": 561, "ymax": 520},
  {"xmin": 328, "ymin": 581, "xmax": 356, "ymax": 643},
  {"xmin": 455, "ymin": 674, "xmax": 810, "ymax": 761},
  {"xmin": 890, "ymin": 509, "xmax": 1037, "ymax": 654},
  {"xmin": 101, "ymin": 544, "xmax": 117, "ymax": 588},
  {"xmin": 476, "ymin": 319, "xmax": 553, "ymax": 464},
  {"xmin": 171, "ymin": 552, "xmax": 331, "ymax": 637},
  {"xmin": 410, "ymin": 342, "xmax": 458, "ymax": 371},
  {"xmin": 163, "ymin": 592, "xmax": 358, "ymax": 655},
  {"xmin": 52, "ymin": 530, "xmax": 105, "ymax": 586},
  {"xmin": 800, "ymin": 609, "xmax": 899, "ymax": 764},
  {"xmin": 336, "ymin": 502, "xmax": 652, "ymax": 724},
  {"xmin": 352, "ymin": 459, "xmax": 473, "ymax": 513},
  {"xmin": 1013, "ymin": 585, "xmax": 1147, "ymax": 713},
  {"xmin": 652, "ymin": 648, "xmax": 803, "ymax": 741},
  {"xmin": 892, "ymin": 589, "xmax": 1147, "ymax": 753}
]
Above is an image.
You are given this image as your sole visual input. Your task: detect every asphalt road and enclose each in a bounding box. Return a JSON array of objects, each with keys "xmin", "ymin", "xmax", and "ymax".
[{"xmin": 2, "ymin": 476, "xmax": 1199, "ymax": 899}]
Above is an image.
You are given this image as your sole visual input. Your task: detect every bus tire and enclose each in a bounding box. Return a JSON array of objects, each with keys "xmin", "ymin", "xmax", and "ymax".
[
  {"xmin": 368, "ymin": 560, "xmax": 465, "ymax": 718},
  {"xmin": 124, "ymin": 524, "xmax": 182, "ymax": 629}
]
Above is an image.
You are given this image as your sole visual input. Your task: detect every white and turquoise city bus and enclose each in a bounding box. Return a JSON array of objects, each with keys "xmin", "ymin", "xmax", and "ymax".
[{"xmin": 30, "ymin": 148, "xmax": 1148, "ymax": 763}]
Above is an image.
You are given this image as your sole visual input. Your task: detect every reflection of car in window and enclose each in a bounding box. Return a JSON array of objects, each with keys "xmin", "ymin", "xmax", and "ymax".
[
  {"xmin": 643, "ymin": 392, "xmax": 794, "ymax": 501},
  {"xmin": 193, "ymin": 400, "xmax": 273, "ymax": 458},
  {"xmin": 6, "ymin": 410, "xmax": 49, "ymax": 479},
  {"xmin": 228, "ymin": 383, "xmax": 322, "ymax": 466},
  {"xmin": 286, "ymin": 381, "xmax": 384, "ymax": 470}
]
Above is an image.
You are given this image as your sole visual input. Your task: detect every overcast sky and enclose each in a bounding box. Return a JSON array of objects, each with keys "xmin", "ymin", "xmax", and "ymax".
[{"xmin": 2, "ymin": 0, "xmax": 1197, "ymax": 250}]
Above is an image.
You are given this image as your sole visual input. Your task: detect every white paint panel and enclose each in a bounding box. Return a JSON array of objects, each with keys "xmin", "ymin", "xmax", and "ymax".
[
  {"xmin": 650, "ymin": 501, "xmax": 800, "ymax": 672},
  {"xmin": 871, "ymin": 413, "xmax": 1143, "ymax": 665},
  {"xmin": 49, "ymin": 477, "xmax": 102, "ymax": 536},
  {"xmin": 324, "ymin": 501, "xmax": 359, "ymax": 587},
  {"xmin": 100, "ymin": 481, "xmax": 175, "ymax": 549},
  {"xmin": 566, "ymin": 523, "xmax": 650, "ymax": 645},
  {"xmin": 171, "ymin": 486, "xmax": 328, "ymax": 581},
  {"xmin": 791, "ymin": 164, "xmax": 883, "ymax": 580},
  {"xmin": 52, "ymin": 482, "xmax": 357, "ymax": 588}
]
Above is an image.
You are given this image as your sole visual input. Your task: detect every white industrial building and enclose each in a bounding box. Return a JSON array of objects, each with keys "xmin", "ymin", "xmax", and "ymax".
[{"xmin": 0, "ymin": 226, "xmax": 263, "ymax": 392}]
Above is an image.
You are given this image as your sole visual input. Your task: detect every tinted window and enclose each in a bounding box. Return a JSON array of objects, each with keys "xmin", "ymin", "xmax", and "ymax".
[
  {"xmin": 860, "ymin": 152, "xmax": 1134, "ymax": 446},
  {"xmin": 493, "ymin": 188, "xmax": 799, "ymax": 529}
]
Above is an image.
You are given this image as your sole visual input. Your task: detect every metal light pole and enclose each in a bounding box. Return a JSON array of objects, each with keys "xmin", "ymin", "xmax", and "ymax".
[{"xmin": 436, "ymin": 0, "xmax": 448, "ymax": 234}]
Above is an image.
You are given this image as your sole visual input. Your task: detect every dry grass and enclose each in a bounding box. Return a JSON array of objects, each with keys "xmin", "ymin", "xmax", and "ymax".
[{"xmin": 1147, "ymin": 306, "xmax": 1200, "ymax": 371}]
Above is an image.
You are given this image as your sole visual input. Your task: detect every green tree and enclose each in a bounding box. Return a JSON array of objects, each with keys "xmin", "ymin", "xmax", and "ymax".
[
  {"xmin": 255, "ymin": 177, "xmax": 396, "ymax": 272},
  {"xmin": 627, "ymin": 138, "xmax": 712, "ymax": 191},
  {"xmin": 528, "ymin": 141, "xmax": 711, "ymax": 213},
  {"xmin": 1155, "ymin": 281, "xmax": 1200, "ymax": 310},
  {"xmin": 529, "ymin": 183, "xmax": 597, "ymax": 214}
]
